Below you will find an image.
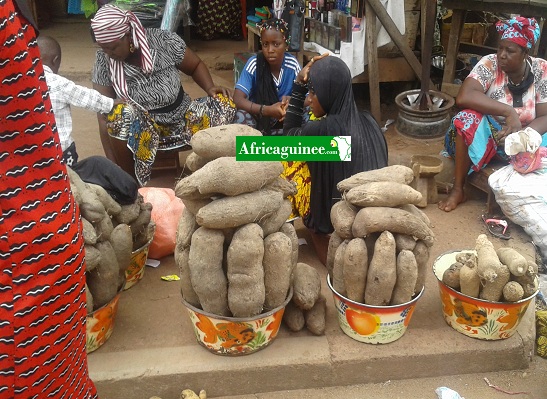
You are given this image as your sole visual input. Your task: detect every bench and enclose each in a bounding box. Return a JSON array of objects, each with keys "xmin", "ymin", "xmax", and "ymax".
[{"xmin": 467, "ymin": 160, "xmax": 506, "ymax": 215}]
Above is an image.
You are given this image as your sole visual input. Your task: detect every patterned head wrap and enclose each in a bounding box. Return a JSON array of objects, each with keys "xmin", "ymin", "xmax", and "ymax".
[
  {"xmin": 496, "ymin": 17, "xmax": 540, "ymax": 49},
  {"xmin": 91, "ymin": 4, "xmax": 153, "ymax": 101},
  {"xmin": 258, "ymin": 18, "xmax": 291, "ymax": 47}
]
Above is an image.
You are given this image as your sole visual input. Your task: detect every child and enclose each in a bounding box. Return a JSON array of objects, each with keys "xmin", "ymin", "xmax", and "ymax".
[
  {"xmin": 233, "ymin": 18, "xmax": 301, "ymax": 135},
  {"xmin": 37, "ymin": 35, "xmax": 117, "ymax": 165}
]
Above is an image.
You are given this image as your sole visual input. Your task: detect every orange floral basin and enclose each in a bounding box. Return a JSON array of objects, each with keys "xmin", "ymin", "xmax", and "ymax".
[
  {"xmin": 182, "ymin": 288, "xmax": 292, "ymax": 356},
  {"xmin": 86, "ymin": 285, "xmax": 123, "ymax": 353},
  {"xmin": 124, "ymin": 225, "xmax": 155, "ymax": 290},
  {"xmin": 433, "ymin": 250, "xmax": 538, "ymax": 340},
  {"xmin": 327, "ymin": 274, "xmax": 424, "ymax": 344}
]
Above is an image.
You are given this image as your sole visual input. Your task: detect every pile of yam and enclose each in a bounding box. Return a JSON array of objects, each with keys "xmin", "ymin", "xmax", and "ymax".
[
  {"xmin": 329, "ymin": 165, "xmax": 435, "ymax": 306},
  {"xmin": 175, "ymin": 125, "xmax": 309, "ymax": 327},
  {"xmin": 67, "ymin": 167, "xmax": 155, "ymax": 313},
  {"xmin": 442, "ymin": 234, "xmax": 539, "ymax": 302}
]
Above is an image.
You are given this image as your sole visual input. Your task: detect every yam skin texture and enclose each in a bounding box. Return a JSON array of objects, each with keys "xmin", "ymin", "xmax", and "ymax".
[
  {"xmin": 175, "ymin": 246, "xmax": 201, "ymax": 307},
  {"xmin": 94, "ymin": 214, "xmax": 114, "ymax": 242},
  {"xmin": 176, "ymin": 207, "xmax": 198, "ymax": 251},
  {"xmin": 305, "ymin": 295, "xmax": 327, "ymax": 336},
  {"xmin": 330, "ymin": 200, "xmax": 358, "ymax": 239},
  {"xmin": 337, "ymin": 165, "xmax": 415, "ymax": 193},
  {"xmin": 264, "ymin": 176, "xmax": 298, "ymax": 198},
  {"xmin": 442, "ymin": 262, "xmax": 463, "ymax": 290},
  {"xmin": 88, "ymin": 183, "xmax": 122, "ymax": 216},
  {"xmin": 352, "ymin": 207, "xmax": 435, "ymax": 247},
  {"xmin": 496, "ymin": 247, "xmax": 527, "ymax": 277},
  {"xmin": 87, "ymin": 240, "xmax": 120, "ymax": 309},
  {"xmin": 79, "ymin": 185, "xmax": 107, "ymax": 223},
  {"xmin": 227, "ymin": 223, "xmax": 266, "ymax": 317},
  {"xmin": 345, "ymin": 181, "xmax": 423, "ymax": 208},
  {"xmin": 343, "ymin": 238, "xmax": 368, "ymax": 303},
  {"xmin": 326, "ymin": 231, "xmax": 344, "ymax": 278},
  {"xmin": 133, "ymin": 221, "xmax": 155, "ymax": 251},
  {"xmin": 283, "ymin": 301, "xmax": 306, "ymax": 332},
  {"xmin": 82, "ymin": 217, "xmax": 98, "ymax": 245},
  {"xmin": 85, "ymin": 284, "xmax": 94, "ymax": 314},
  {"xmin": 475, "ymin": 234, "xmax": 510, "ymax": 301},
  {"xmin": 263, "ymin": 232, "xmax": 293, "ymax": 310},
  {"xmin": 110, "ymin": 223, "xmax": 133, "ymax": 273},
  {"xmin": 116, "ymin": 200, "xmax": 142, "ymax": 225},
  {"xmin": 259, "ymin": 199, "xmax": 293, "ymax": 237},
  {"xmin": 280, "ymin": 222, "xmax": 299, "ymax": 275},
  {"xmin": 459, "ymin": 254, "xmax": 480, "ymax": 298},
  {"xmin": 195, "ymin": 189, "xmax": 283, "ymax": 229},
  {"xmin": 84, "ymin": 244, "xmax": 102, "ymax": 272},
  {"xmin": 395, "ymin": 234, "xmax": 417, "ymax": 252},
  {"xmin": 129, "ymin": 202, "xmax": 153, "ymax": 237},
  {"xmin": 391, "ymin": 249, "xmax": 418, "ymax": 305},
  {"xmin": 185, "ymin": 151, "xmax": 209, "ymax": 172},
  {"xmin": 365, "ymin": 231, "xmax": 397, "ymax": 306},
  {"xmin": 176, "ymin": 157, "xmax": 283, "ymax": 198},
  {"xmin": 503, "ymin": 281, "xmax": 525, "ymax": 302},
  {"xmin": 332, "ymin": 240, "xmax": 348, "ymax": 296},
  {"xmin": 67, "ymin": 166, "xmax": 86, "ymax": 205},
  {"xmin": 412, "ymin": 240, "xmax": 430, "ymax": 295},
  {"xmin": 189, "ymin": 227, "xmax": 229, "ymax": 316},
  {"xmin": 512, "ymin": 261, "xmax": 539, "ymax": 297},
  {"xmin": 292, "ymin": 262, "xmax": 321, "ymax": 310},
  {"xmin": 181, "ymin": 197, "xmax": 212, "ymax": 216},
  {"xmin": 190, "ymin": 124, "xmax": 262, "ymax": 160},
  {"xmin": 399, "ymin": 203, "xmax": 432, "ymax": 227}
]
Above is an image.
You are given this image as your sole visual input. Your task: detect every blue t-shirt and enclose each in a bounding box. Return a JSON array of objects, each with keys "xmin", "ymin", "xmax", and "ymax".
[{"xmin": 235, "ymin": 53, "xmax": 301, "ymax": 102}]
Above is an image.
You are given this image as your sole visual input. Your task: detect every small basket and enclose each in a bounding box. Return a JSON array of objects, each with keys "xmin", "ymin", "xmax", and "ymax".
[{"xmin": 86, "ymin": 283, "xmax": 124, "ymax": 353}]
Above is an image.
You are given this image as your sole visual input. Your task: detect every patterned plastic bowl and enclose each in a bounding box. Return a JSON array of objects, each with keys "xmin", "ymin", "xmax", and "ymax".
[
  {"xmin": 124, "ymin": 225, "xmax": 155, "ymax": 290},
  {"xmin": 182, "ymin": 287, "xmax": 292, "ymax": 356},
  {"xmin": 433, "ymin": 250, "xmax": 538, "ymax": 340},
  {"xmin": 86, "ymin": 283, "xmax": 124, "ymax": 353},
  {"xmin": 327, "ymin": 274, "xmax": 424, "ymax": 344}
]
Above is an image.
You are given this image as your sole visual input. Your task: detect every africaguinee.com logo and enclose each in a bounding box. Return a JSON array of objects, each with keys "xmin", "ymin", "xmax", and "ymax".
[{"xmin": 236, "ymin": 136, "xmax": 351, "ymax": 161}]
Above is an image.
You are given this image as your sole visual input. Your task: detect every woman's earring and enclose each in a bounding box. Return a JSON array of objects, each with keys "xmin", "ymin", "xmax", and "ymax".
[{"xmin": 129, "ymin": 43, "xmax": 135, "ymax": 53}]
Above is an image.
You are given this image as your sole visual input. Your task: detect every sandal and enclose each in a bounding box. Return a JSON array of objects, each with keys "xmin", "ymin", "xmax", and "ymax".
[{"xmin": 481, "ymin": 215, "xmax": 511, "ymax": 240}]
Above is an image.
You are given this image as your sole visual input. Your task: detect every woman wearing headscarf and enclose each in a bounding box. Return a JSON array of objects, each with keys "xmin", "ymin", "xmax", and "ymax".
[
  {"xmin": 90, "ymin": 4, "xmax": 236, "ymax": 186},
  {"xmin": 283, "ymin": 55, "xmax": 389, "ymax": 265},
  {"xmin": 438, "ymin": 16, "xmax": 547, "ymax": 212}
]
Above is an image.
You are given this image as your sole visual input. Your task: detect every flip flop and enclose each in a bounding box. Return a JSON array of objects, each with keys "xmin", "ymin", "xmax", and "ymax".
[{"xmin": 481, "ymin": 215, "xmax": 511, "ymax": 240}]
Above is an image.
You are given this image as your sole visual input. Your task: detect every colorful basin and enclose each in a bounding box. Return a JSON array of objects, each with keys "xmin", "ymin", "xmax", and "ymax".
[
  {"xmin": 433, "ymin": 250, "xmax": 538, "ymax": 340},
  {"xmin": 86, "ymin": 284, "xmax": 123, "ymax": 353},
  {"xmin": 182, "ymin": 288, "xmax": 292, "ymax": 356},
  {"xmin": 124, "ymin": 225, "xmax": 155, "ymax": 290},
  {"xmin": 327, "ymin": 274, "xmax": 424, "ymax": 344}
]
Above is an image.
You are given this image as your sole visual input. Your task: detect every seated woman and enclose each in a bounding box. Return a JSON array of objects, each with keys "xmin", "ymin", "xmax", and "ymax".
[
  {"xmin": 283, "ymin": 55, "xmax": 388, "ymax": 265},
  {"xmin": 438, "ymin": 16, "xmax": 547, "ymax": 212},
  {"xmin": 90, "ymin": 4, "xmax": 235, "ymax": 186},
  {"xmin": 233, "ymin": 18, "xmax": 301, "ymax": 135}
]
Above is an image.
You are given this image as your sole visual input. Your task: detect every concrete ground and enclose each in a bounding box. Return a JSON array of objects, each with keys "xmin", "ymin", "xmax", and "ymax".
[{"xmin": 40, "ymin": 18, "xmax": 547, "ymax": 399}]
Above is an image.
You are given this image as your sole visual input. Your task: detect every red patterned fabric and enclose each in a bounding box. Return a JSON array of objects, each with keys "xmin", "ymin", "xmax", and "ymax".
[{"xmin": 0, "ymin": 1, "xmax": 97, "ymax": 397}]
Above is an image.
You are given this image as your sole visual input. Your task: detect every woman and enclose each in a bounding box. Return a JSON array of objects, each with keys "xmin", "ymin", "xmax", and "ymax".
[
  {"xmin": 90, "ymin": 5, "xmax": 236, "ymax": 186},
  {"xmin": 233, "ymin": 18, "xmax": 300, "ymax": 135},
  {"xmin": 438, "ymin": 17, "xmax": 547, "ymax": 212},
  {"xmin": 284, "ymin": 55, "xmax": 389, "ymax": 264},
  {"xmin": 0, "ymin": 0, "xmax": 97, "ymax": 397}
]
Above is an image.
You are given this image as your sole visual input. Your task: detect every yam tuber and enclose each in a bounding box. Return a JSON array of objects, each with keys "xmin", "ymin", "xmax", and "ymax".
[
  {"xmin": 263, "ymin": 232, "xmax": 293, "ymax": 310},
  {"xmin": 190, "ymin": 124, "xmax": 262, "ymax": 160},
  {"xmin": 259, "ymin": 199, "xmax": 292, "ymax": 236},
  {"xmin": 305, "ymin": 295, "xmax": 326, "ymax": 335},
  {"xmin": 342, "ymin": 237, "xmax": 368, "ymax": 303},
  {"xmin": 459, "ymin": 253, "xmax": 480, "ymax": 298},
  {"xmin": 185, "ymin": 151, "xmax": 209, "ymax": 172},
  {"xmin": 337, "ymin": 165, "xmax": 415, "ymax": 193},
  {"xmin": 364, "ymin": 231, "xmax": 397, "ymax": 306},
  {"xmin": 475, "ymin": 234, "xmax": 510, "ymax": 302},
  {"xmin": 292, "ymin": 262, "xmax": 321, "ymax": 310},
  {"xmin": 282, "ymin": 301, "xmax": 305, "ymax": 332},
  {"xmin": 442, "ymin": 262, "xmax": 463, "ymax": 290},
  {"xmin": 175, "ymin": 246, "xmax": 201, "ymax": 307},
  {"xmin": 345, "ymin": 181, "xmax": 422, "ymax": 208},
  {"xmin": 332, "ymin": 240, "xmax": 348, "ymax": 296},
  {"xmin": 391, "ymin": 249, "xmax": 418, "ymax": 305},
  {"xmin": 330, "ymin": 200, "xmax": 357, "ymax": 239},
  {"xmin": 412, "ymin": 240, "xmax": 429, "ymax": 295},
  {"xmin": 280, "ymin": 222, "xmax": 299, "ymax": 276},
  {"xmin": 502, "ymin": 281, "xmax": 525, "ymax": 302},
  {"xmin": 326, "ymin": 231, "xmax": 344, "ymax": 279},
  {"xmin": 496, "ymin": 247, "xmax": 527, "ymax": 277},
  {"xmin": 395, "ymin": 234, "xmax": 417, "ymax": 252},
  {"xmin": 110, "ymin": 223, "xmax": 133, "ymax": 274}
]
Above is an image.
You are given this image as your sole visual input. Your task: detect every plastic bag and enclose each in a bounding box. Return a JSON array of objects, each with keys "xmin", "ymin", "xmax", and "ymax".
[{"xmin": 138, "ymin": 187, "xmax": 184, "ymax": 259}]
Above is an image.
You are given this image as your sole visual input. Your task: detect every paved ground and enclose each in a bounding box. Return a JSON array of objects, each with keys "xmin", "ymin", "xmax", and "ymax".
[{"xmin": 41, "ymin": 18, "xmax": 547, "ymax": 399}]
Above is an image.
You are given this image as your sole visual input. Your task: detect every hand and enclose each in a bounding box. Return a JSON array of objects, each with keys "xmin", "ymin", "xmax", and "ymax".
[
  {"xmin": 266, "ymin": 102, "xmax": 287, "ymax": 121},
  {"xmin": 113, "ymin": 99, "xmax": 125, "ymax": 107},
  {"xmin": 207, "ymin": 85, "xmax": 233, "ymax": 99},
  {"xmin": 497, "ymin": 111, "xmax": 522, "ymax": 143},
  {"xmin": 296, "ymin": 53, "xmax": 329, "ymax": 85}
]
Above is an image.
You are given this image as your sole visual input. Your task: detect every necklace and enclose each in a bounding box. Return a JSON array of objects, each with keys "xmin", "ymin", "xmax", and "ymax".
[{"xmin": 508, "ymin": 59, "xmax": 530, "ymax": 87}]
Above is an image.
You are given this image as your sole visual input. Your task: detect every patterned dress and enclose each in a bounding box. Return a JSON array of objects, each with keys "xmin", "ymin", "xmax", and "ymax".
[{"xmin": 0, "ymin": 1, "xmax": 97, "ymax": 397}]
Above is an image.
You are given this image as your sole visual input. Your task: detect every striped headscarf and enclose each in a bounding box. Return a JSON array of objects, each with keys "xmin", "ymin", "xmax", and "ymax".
[
  {"xmin": 91, "ymin": 4, "xmax": 153, "ymax": 101},
  {"xmin": 496, "ymin": 17, "xmax": 540, "ymax": 50}
]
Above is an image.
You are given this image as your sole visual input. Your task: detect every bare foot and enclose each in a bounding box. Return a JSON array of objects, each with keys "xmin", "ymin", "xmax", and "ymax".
[{"xmin": 438, "ymin": 187, "xmax": 466, "ymax": 212}]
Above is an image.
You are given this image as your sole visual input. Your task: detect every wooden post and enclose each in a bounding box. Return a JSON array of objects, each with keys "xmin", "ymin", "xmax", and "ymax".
[
  {"xmin": 441, "ymin": 9, "xmax": 466, "ymax": 88},
  {"xmin": 365, "ymin": 1, "xmax": 381, "ymax": 123}
]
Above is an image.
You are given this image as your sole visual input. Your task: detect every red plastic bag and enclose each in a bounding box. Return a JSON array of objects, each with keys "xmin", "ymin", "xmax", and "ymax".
[{"xmin": 138, "ymin": 187, "xmax": 184, "ymax": 259}]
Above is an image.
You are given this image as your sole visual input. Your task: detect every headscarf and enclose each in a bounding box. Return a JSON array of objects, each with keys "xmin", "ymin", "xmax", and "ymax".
[
  {"xmin": 496, "ymin": 17, "xmax": 540, "ymax": 49},
  {"xmin": 258, "ymin": 18, "xmax": 291, "ymax": 47},
  {"xmin": 91, "ymin": 4, "xmax": 153, "ymax": 101}
]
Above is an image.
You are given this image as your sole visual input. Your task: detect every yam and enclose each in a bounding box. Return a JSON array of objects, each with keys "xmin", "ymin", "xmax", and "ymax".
[
  {"xmin": 282, "ymin": 301, "xmax": 305, "ymax": 332},
  {"xmin": 195, "ymin": 189, "xmax": 283, "ymax": 229},
  {"xmin": 337, "ymin": 165, "xmax": 415, "ymax": 193},
  {"xmin": 326, "ymin": 231, "xmax": 344, "ymax": 279},
  {"xmin": 259, "ymin": 199, "xmax": 293, "ymax": 236},
  {"xmin": 175, "ymin": 246, "xmax": 201, "ymax": 307},
  {"xmin": 503, "ymin": 281, "xmax": 524, "ymax": 302},
  {"xmin": 110, "ymin": 223, "xmax": 133, "ymax": 274},
  {"xmin": 330, "ymin": 200, "xmax": 357, "ymax": 239},
  {"xmin": 94, "ymin": 214, "xmax": 114, "ymax": 242},
  {"xmin": 496, "ymin": 247, "xmax": 527, "ymax": 277},
  {"xmin": 459, "ymin": 254, "xmax": 480, "ymax": 298},
  {"xmin": 264, "ymin": 176, "xmax": 298, "ymax": 198},
  {"xmin": 305, "ymin": 295, "xmax": 326, "ymax": 336},
  {"xmin": 88, "ymin": 183, "xmax": 122, "ymax": 216},
  {"xmin": 352, "ymin": 207, "xmax": 435, "ymax": 247},
  {"xmin": 176, "ymin": 207, "xmax": 198, "ymax": 251},
  {"xmin": 181, "ymin": 197, "xmax": 212, "ymax": 216},
  {"xmin": 412, "ymin": 240, "xmax": 429, "ymax": 295},
  {"xmin": 292, "ymin": 262, "xmax": 321, "ymax": 310},
  {"xmin": 227, "ymin": 223, "xmax": 265, "ymax": 317},
  {"xmin": 442, "ymin": 262, "xmax": 463, "ymax": 290},
  {"xmin": 116, "ymin": 200, "xmax": 142, "ymax": 225},
  {"xmin": 512, "ymin": 260, "xmax": 539, "ymax": 297},
  {"xmin": 345, "ymin": 181, "xmax": 422, "ymax": 208},
  {"xmin": 399, "ymin": 203, "xmax": 432, "ymax": 227},
  {"xmin": 395, "ymin": 234, "xmax": 416, "ymax": 252},
  {"xmin": 280, "ymin": 222, "xmax": 299, "ymax": 275},
  {"xmin": 79, "ymin": 187, "xmax": 107, "ymax": 223},
  {"xmin": 190, "ymin": 124, "xmax": 262, "ymax": 160},
  {"xmin": 263, "ymin": 232, "xmax": 293, "ymax": 310},
  {"xmin": 85, "ymin": 284, "xmax": 94, "ymax": 314},
  {"xmin": 129, "ymin": 202, "xmax": 152, "ymax": 237},
  {"xmin": 66, "ymin": 166, "xmax": 87, "ymax": 205},
  {"xmin": 189, "ymin": 227, "xmax": 229, "ymax": 316},
  {"xmin": 332, "ymin": 240, "xmax": 348, "ymax": 296},
  {"xmin": 391, "ymin": 249, "xmax": 418, "ymax": 305},
  {"xmin": 133, "ymin": 221, "xmax": 155, "ymax": 251},
  {"xmin": 185, "ymin": 151, "xmax": 209, "ymax": 172},
  {"xmin": 84, "ymin": 244, "xmax": 102, "ymax": 272},
  {"xmin": 364, "ymin": 231, "xmax": 397, "ymax": 306},
  {"xmin": 87, "ymin": 240, "xmax": 120, "ymax": 309},
  {"xmin": 82, "ymin": 217, "xmax": 97, "ymax": 245},
  {"xmin": 475, "ymin": 234, "xmax": 509, "ymax": 301},
  {"xmin": 343, "ymin": 238, "xmax": 368, "ymax": 303}
]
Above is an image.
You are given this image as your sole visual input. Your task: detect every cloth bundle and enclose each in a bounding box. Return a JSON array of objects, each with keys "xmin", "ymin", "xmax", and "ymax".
[{"xmin": 505, "ymin": 127, "xmax": 547, "ymax": 174}]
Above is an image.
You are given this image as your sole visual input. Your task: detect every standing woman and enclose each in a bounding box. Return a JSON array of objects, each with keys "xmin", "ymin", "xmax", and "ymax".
[
  {"xmin": 438, "ymin": 17, "xmax": 547, "ymax": 212},
  {"xmin": 284, "ymin": 55, "xmax": 388, "ymax": 264},
  {"xmin": 0, "ymin": 0, "xmax": 97, "ymax": 397},
  {"xmin": 90, "ymin": 5, "xmax": 235, "ymax": 186}
]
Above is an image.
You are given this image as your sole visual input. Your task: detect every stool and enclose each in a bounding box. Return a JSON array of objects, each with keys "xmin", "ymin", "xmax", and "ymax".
[
  {"xmin": 411, "ymin": 155, "xmax": 444, "ymax": 208},
  {"xmin": 152, "ymin": 145, "xmax": 191, "ymax": 176},
  {"xmin": 467, "ymin": 160, "xmax": 505, "ymax": 215}
]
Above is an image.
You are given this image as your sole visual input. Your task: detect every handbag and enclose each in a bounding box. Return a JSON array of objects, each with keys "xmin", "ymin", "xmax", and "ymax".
[{"xmin": 282, "ymin": 0, "xmax": 305, "ymax": 52}]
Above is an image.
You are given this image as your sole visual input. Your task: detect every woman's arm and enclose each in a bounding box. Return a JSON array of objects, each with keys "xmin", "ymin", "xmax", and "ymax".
[
  {"xmin": 233, "ymin": 88, "xmax": 286, "ymax": 120},
  {"xmin": 178, "ymin": 47, "xmax": 232, "ymax": 98},
  {"xmin": 528, "ymin": 103, "xmax": 547, "ymax": 134},
  {"xmin": 92, "ymin": 83, "xmax": 117, "ymax": 161}
]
